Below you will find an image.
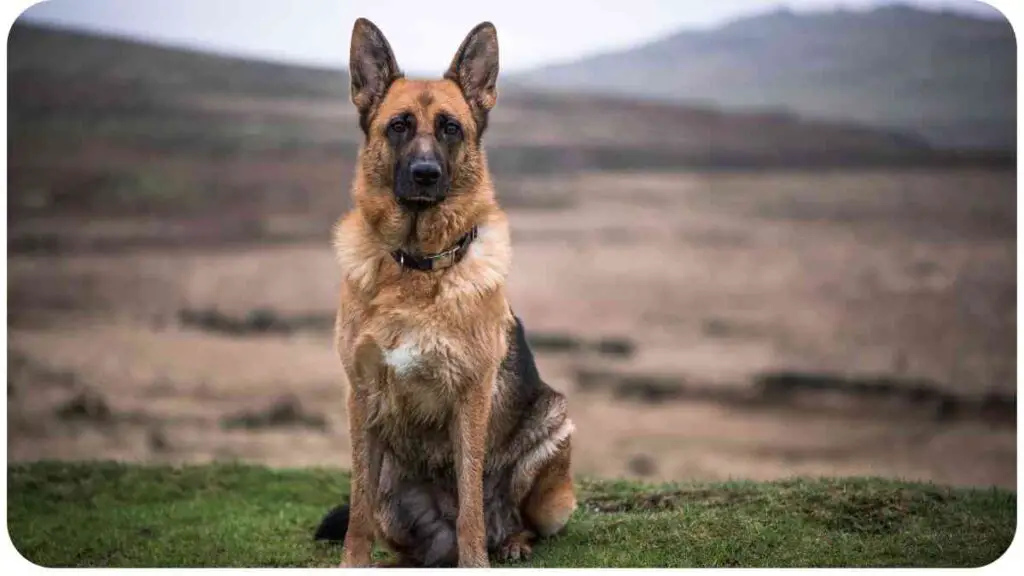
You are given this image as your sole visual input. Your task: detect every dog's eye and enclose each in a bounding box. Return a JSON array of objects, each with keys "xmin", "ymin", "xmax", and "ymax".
[
  {"xmin": 444, "ymin": 122, "xmax": 461, "ymax": 137},
  {"xmin": 389, "ymin": 119, "xmax": 408, "ymax": 134}
]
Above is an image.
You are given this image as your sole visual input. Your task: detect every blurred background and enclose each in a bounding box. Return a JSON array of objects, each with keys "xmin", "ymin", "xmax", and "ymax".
[{"xmin": 6, "ymin": 0, "xmax": 1016, "ymax": 489}]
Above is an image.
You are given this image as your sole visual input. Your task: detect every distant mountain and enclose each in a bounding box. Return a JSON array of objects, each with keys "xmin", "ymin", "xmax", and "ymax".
[
  {"xmin": 6, "ymin": 20, "xmax": 346, "ymax": 100},
  {"xmin": 510, "ymin": 5, "xmax": 1016, "ymax": 150},
  {"xmin": 10, "ymin": 20, "xmax": 976, "ymax": 177},
  {"xmin": 22, "ymin": 20, "xmax": 1011, "ymax": 255}
]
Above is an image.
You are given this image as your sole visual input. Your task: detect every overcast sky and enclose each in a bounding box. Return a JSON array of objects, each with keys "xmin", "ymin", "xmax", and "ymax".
[{"xmin": 17, "ymin": 0, "xmax": 1007, "ymax": 73}]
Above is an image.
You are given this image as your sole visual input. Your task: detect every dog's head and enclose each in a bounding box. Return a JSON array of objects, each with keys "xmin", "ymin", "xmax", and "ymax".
[{"xmin": 348, "ymin": 18, "xmax": 499, "ymax": 213}]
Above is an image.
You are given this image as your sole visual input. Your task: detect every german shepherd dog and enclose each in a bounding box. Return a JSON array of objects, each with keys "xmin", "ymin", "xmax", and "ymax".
[{"xmin": 313, "ymin": 18, "xmax": 577, "ymax": 568}]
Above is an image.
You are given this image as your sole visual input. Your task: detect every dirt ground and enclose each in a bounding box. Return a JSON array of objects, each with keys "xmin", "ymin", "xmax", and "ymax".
[{"xmin": 6, "ymin": 168, "xmax": 1016, "ymax": 489}]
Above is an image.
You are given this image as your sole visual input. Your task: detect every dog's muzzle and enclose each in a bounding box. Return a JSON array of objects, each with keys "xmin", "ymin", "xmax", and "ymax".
[{"xmin": 395, "ymin": 140, "xmax": 450, "ymax": 209}]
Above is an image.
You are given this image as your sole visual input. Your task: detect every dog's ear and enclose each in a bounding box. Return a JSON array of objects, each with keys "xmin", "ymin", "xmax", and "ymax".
[
  {"xmin": 349, "ymin": 18, "xmax": 402, "ymax": 134},
  {"xmin": 444, "ymin": 22, "xmax": 499, "ymax": 131}
]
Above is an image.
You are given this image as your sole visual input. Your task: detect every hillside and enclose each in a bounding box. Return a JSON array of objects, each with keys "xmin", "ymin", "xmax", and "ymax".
[
  {"xmin": 7, "ymin": 22, "xmax": 986, "ymax": 170},
  {"xmin": 511, "ymin": 5, "xmax": 1016, "ymax": 150},
  {"xmin": 10, "ymin": 21, "xmax": 1013, "ymax": 244},
  {"xmin": 7, "ymin": 462, "xmax": 1015, "ymax": 567}
]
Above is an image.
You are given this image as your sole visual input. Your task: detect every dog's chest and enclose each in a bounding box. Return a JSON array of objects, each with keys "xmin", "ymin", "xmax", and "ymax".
[
  {"xmin": 359, "ymin": 315, "xmax": 505, "ymax": 472},
  {"xmin": 365, "ymin": 327, "xmax": 474, "ymax": 428},
  {"xmin": 380, "ymin": 332, "xmax": 433, "ymax": 380}
]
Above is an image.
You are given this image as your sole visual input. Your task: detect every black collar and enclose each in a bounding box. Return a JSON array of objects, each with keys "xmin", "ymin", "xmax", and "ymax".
[{"xmin": 391, "ymin": 226, "xmax": 479, "ymax": 272}]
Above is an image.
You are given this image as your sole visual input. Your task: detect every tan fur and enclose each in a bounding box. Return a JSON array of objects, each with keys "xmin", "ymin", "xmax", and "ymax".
[
  {"xmin": 333, "ymin": 18, "xmax": 575, "ymax": 568},
  {"xmin": 524, "ymin": 439, "xmax": 577, "ymax": 537}
]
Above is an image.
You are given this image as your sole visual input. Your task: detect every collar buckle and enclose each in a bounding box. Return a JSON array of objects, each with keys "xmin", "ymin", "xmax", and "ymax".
[{"xmin": 432, "ymin": 249, "xmax": 457, "ymax": 270}]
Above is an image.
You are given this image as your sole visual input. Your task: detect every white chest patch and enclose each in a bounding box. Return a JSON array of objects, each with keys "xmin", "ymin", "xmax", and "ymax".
[{"xmin": 383, "ymin": 337, "xmax": 422, "ymax": 376}]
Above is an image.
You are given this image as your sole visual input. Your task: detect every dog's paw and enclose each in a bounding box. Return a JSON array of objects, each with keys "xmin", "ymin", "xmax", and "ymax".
[
  {"xmin": 339, "ymin": 549, "xmax": 373, "ymax": 568},
  {"xmin": 496, "ymin": 532, "xmax": 533, "ymax": 563}
]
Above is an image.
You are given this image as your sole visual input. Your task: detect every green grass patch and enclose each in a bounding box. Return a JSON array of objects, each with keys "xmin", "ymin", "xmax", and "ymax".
[{"xmin": 7, "ymin": 461, "xmax": 1016, "ymax": 568}]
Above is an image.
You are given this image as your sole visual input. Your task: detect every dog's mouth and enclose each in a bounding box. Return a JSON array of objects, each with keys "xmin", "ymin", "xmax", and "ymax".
[{"xmin": 397, "ymin": 196, "xmax": 443, "ymax": 211}]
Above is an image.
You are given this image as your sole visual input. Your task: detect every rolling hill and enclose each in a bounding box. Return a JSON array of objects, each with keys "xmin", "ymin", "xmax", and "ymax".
[
  {"xmin": 510, "ymin": 5, "xmax": 1016, "ymax": 150},
  {"xmin": 6, "ymin": 20, "xmax": 1011, "ymax": 253}
]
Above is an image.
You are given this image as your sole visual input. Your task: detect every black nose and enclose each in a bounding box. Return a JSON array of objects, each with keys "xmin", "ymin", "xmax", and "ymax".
[{"xmin": 410, "ymin": 161, "xmax": 442, "ymax": 186}]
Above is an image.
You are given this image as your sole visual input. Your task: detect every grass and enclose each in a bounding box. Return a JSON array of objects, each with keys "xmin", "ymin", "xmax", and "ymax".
[{"xmin": 7, "ymin": 461, "xmax": 1016, "ymax": 568}]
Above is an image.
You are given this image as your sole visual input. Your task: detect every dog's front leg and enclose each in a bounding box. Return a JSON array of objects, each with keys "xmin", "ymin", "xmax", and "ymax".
[
  {"xmin": 340, "ymin": 390, "xmax": 377, "ymax": 567},
  {"xmin": 340, "ymin": 340, "xmax": 386, "ymax": 568},
  {"xmin": 451, "ymin": 367, "xmax": 495, "ymax": 568}
]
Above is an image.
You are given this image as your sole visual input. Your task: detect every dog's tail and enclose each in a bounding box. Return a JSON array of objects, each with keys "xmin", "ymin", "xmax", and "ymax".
[{"xmin": 313, "ymin": 504, "xmax": 350, "ymax": 542}]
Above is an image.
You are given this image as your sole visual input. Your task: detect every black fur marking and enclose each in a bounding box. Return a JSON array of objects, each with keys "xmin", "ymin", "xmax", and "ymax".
[
  {"xmin": 374, "ymin": 466, "xmax": 526, "ymax": 567},
  {"xmin": 386, "ymin": 112, "xmax": 416, "ymax": 148},
  {"xmin": 436, "ymin": 113, "xmax": 464, "ymax": 146},
  {"xmin": 393, "ymin": 129, "xmax": 450, "ymax": 206},
  {"xmin": 314, "ymin": 504, "xmax": 350, "ymax": 542},
  {"xmin": 501, "ymin": 314, "xmax": 546, "ymax": 409}
]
